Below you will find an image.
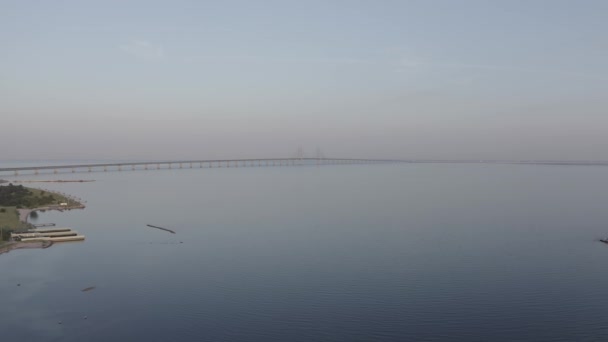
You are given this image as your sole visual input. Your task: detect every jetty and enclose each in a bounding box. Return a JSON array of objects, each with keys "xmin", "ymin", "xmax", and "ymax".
[{"xmin": 11, "ymin": 228, "xmax": 85, "ymax": 243}]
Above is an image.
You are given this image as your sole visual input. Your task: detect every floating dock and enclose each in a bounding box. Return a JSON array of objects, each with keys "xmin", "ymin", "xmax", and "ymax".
[
  {"xmin": 12, "ymin": 228, "xmax": 85, "ymax": 242},
  {"xmin": 27, "ymin": 228, "xmax": 72, "ymax": 233},
  {"xmin": 19, "ymin": 236, "xmax": 85, "ymax": 242},
  {"xmin": 18, "ymin": 232, "xmax": 78, "ymax": 238}
]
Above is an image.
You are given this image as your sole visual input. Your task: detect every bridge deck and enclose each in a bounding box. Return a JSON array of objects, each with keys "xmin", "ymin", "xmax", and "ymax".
[{"xmin": 0, "ymin": 158, "xmax": 405, "ymax": 175}]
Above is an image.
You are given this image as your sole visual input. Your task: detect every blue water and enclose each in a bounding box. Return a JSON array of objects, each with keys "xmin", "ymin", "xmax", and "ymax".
[{"xmin": 2, "ymin": 163, "xmax": 608, "ymax": 341}]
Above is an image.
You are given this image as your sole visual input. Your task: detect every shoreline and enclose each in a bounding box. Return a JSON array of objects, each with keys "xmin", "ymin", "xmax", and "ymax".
[
  {"xmin": 1, "ymin": 186, "xmax": 86, "ymax": 256},
  {"xmin": 17, "ymin": 204, "xmax": 86, "ymax": 224},
  {"xmin": 17, "ymin": 187, "xmax": 86, "ymax": 224},
  {"xmin": 0, "ymin": 240, "xmax": 53, "ymax": 255}
]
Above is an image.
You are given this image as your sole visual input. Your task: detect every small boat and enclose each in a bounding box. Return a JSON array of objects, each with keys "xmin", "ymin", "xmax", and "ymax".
[{"xmin": 600, "ymin": 239, "xmax": 608, "ymax": 244}]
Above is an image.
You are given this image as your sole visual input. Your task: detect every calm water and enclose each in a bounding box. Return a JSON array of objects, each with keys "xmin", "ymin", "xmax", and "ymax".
[{"xmin": 2, "ymin": 163, "xmax": 608, "ymax": 341}]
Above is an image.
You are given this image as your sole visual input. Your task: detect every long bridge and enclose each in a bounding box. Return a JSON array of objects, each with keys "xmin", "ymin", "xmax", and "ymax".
[
  {"xmin": 0, "ymin": 158, "xmax": 406, "ymax": 176},
  {"xmin": 3, "ymin": 158, "xmax": 607, "ymax": 177}
]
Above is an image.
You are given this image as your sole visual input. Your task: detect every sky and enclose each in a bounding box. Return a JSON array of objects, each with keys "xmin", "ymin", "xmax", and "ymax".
[{"xmin": 1, "ymin": 0, "xmax": 607, "ymax": 161}]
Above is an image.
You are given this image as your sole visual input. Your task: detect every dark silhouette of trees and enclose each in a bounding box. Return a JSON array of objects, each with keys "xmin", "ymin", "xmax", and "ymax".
[{"xmin": 0, "ymin": 184, "xmax": 56, "ymax": 207}]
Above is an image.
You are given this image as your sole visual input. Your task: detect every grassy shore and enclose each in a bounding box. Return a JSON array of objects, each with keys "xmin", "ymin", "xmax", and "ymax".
[
  {"xmin": 22, "ymin": 187, "xmax": 78, "ymax": 207},
  {"xmin": 0, "ymin": 206, "xmax": 21, "ymax": 228}
]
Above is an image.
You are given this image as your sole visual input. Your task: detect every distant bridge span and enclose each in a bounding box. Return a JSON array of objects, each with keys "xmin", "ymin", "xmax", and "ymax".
[{"xmin": 0, "ymin": 158, "xmax": 407, "ymax": 176}]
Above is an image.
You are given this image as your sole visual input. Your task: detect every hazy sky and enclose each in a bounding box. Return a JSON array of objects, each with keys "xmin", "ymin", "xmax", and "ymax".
[{"xmin": 1, "ymin": 0, "xmax": 607, "ymax": 161}]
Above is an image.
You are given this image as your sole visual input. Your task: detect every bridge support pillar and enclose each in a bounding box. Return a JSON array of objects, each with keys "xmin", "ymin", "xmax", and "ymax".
[
  {"xmin": 132, "ymin": 165, "xmax": 135, "ymax": 171},
  {"xmin": 157, "ymin": 164, "xmax": 160, "ymax": 170},
  {"xmin": 118, "ymin": 166, "xmax": 122, "ymax": 171},
  {"xmin": 14, "ymin": 170, "xmax": 18, "ymax": 176},
  {"xmin": 88, "ymin": 167, "xmax": 92, "ymax": 172}
]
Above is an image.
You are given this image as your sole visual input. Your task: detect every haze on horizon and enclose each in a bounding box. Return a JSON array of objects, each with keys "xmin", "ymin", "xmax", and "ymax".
[{"xmin": 1, "ymin": 0, "xmax": 607, "ymax": 162}]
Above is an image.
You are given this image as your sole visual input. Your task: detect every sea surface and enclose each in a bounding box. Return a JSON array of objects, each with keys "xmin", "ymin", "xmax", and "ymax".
[{"xmin": 2, "ymin": 163, "xmax": 608, "ymax": 341}]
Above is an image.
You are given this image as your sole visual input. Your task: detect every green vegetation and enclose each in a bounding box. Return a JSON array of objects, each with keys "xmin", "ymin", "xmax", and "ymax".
[
  {"xmin": 0, "ymin": 206, "xmax": 26, "ymax": 241},
  {"xmin": 0, "ymin": 207, "xmax": 20, "ymax": 228},
  {"xmin": 27, "ymin": 188, "xmax": 76, "ymax": 206},
  {"xmin": 0, "ymin": 183, "xmax": 55, "ymax": 207},
  {"xmin": 0, "ymin": 183, "xmax": 72, "ymax": 208}
]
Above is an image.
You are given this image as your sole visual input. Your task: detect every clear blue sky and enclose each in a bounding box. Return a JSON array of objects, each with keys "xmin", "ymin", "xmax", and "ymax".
[{"xmin": 1, "ymin": 0, "xmax": 607, "ymax": 161}]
